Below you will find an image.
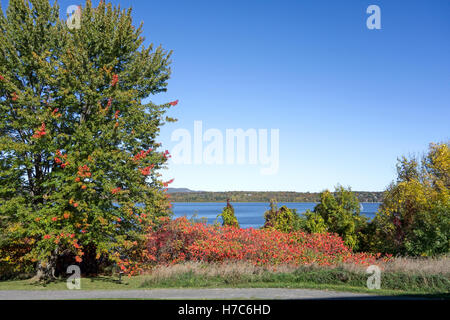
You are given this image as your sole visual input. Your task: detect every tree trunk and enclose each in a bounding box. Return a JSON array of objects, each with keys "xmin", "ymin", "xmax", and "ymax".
[{"xmin": 33, "ymin": 250, "xmax": 58, "ymax": 282}]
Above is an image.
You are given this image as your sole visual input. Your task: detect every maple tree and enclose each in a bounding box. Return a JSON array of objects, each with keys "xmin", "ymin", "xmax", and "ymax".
[{"xmin": 0, "ymin": 0, "xmax": 176, "ymax": 280}]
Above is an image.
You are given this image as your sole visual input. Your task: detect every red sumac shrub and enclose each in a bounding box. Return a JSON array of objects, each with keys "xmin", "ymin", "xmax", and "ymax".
[{"xmin": 146, "ymin": 217, "xmax": 389, "ymax": 267}]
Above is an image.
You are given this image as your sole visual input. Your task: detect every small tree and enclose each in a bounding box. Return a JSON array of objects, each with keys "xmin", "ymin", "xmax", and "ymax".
[
  {"xmin": 371, "ymin": 142, "xmax": 450, "ymax": 256},
  {"xmin": 298, "ymin": 209, "xmax": 327, "ymax": 234},
  {"xmin": 313, "ymin": 186, "xmax": 367, "ymax": 250},
  {"xmin": 217, "ymin": 199, "xmax": 239, "ymax": 228},
  {"xmin": 0, "ymin": 0, "xmax": 175, "ymax": 280},
  {"xmin": 263, "ymin": 199, "xmax": 300, "ymax": 233}
]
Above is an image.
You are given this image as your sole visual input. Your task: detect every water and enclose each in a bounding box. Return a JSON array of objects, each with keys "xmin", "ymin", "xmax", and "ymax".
[{"xmin": 172, "ymin": 202, "xmax": 381, "ymax": 229}]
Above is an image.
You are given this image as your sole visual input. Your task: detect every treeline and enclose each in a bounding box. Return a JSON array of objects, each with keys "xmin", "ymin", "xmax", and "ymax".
[{"xmin": 169, "ymin": 191, "xmax": 384, "ymax": 203}]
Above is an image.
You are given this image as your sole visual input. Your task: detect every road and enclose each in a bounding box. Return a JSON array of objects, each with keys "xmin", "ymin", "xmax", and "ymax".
[{"xmin": 0, "ymin": 288, "xmax": 425, "ymax": 300}]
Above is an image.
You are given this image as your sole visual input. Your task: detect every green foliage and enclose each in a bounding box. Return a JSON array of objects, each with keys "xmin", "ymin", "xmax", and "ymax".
[
  {"xmin": 263, "ymin": 199, "xmax": 302, "ymax": 232},
  {"xmin": 0, "ymin": 0, "xmax": 174, "ymax": 278},
  {"xmin": 405, "ymin": 204, "xmax": 450, "ymax": 256},
  {"xmin": 217, "ymin": 200, "xmax": 239, "ymax": 228},
  {"xmin": 371, "ymin": 143, "xmax": 450, "ymax": 256},
  {"xmin": 297, "ymin": 209, "xmax": 328, "ymax": 234},
  {"xmin": 312, "ymin": 186, "xmax": 367, "ymax": 250}
]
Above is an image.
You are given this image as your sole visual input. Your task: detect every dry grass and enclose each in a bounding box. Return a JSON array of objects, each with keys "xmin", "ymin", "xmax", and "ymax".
[
  {"xmin": 321, "ymin": 255, "xmax": 450, "ymax": 275},
  {"xmin": 379, "ymin": 255, "xmax": 450, "ymax": 274},
  {"xmin": 143, "ymin": 261, "xmax": 298, "ymax": 281},
  {"xmin": 138, "ymin": 257, "xmax": 450, "ymax": 295},
  {"xmin": 143, "ymin": 255, "xmax": 450, "ymax": 282}
]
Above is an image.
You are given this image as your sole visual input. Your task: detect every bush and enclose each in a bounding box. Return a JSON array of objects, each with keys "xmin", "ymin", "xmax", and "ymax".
[
  {"xmin": 263, "ymin": 199, "xmax": 302, "ymax": 232},
  {"xmin": 296, "ymin": 209, "xmax": 327, "ymax": 234},
  {"xmin": 146, "ymin": 217, "xmax": 387, "ymax": 267},
  {"xmin": 217, "ymin": 199, "xmax": 239, "ymax": 228},
  {"xmin": 312, "ymin": 186, "xmax": 368, "ymax": 250},
  {"xmin": 404, "ymin": 203, "xmax": 450, "ymax": 256}
]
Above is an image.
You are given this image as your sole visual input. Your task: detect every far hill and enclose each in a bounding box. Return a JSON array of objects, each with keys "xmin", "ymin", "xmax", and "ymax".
[
  {"xmin": 168, "ymin": 190, "xmax": 384, "ymax": 203},
  {"xmin": 167, "ymin": 188, "xmax": 203, "ymax": 193}
]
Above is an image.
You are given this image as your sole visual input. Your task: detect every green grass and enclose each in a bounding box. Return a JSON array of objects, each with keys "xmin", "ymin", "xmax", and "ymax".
[
  {"xmin": 138, "ymin": 267, "xmax": 450, "ymax": 298},
  {"xmin": 0, "ymin": 276, "xmax": 142, "ymax": 291},
  {"xmin": 1, "ymin": 266, "xmax": 449, "ymax": 299}
]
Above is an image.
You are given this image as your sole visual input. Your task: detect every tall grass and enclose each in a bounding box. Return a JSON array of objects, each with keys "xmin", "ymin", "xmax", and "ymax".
[{"xmin": 139, "ymin": 257, "xmax": 450, "ymax": 295}]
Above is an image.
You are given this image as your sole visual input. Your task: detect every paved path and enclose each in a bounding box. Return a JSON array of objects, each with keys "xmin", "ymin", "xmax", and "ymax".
[{"xmin": 0, "ymin": 288, "xmax": 418, "ymax": 300}]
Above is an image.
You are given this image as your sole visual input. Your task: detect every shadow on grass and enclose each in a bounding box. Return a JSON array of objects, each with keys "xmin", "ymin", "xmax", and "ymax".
[
  {"xmin": 88, "ymin": 275, "xmax": 126, "ymax": 285},
  {"xmin": 319, "ymin": 292, "xmax": 450, "ymax": 300},
  {"xmin": 12, "ymin": 274, "xmax": 125, "ymax": 289}
]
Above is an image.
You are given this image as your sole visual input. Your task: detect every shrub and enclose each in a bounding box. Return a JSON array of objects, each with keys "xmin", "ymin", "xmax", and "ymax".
[
  {"xmin": 312, "ymin": 186, "xmax": 368, "ymax": 250},
  {"xmin": 145, "ymin": 217, "xmax": 388, "ymax": 268},
  {"xmin": 217, "ymin": 199, "xmax": 239, "ymax": 228},
  {"xmin": 263, "ymin": 199, "xmax": 301, "ymax": 232},
  {"xmin": 296, "ymin": 209, "xmax": 328, "ymax": 234}
]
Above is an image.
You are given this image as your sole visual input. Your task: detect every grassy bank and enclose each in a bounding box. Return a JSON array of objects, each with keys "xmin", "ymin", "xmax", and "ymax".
[
  {"xmin": 1, "ymin": 258, "xmax": 449, "ymax": 298},
  {"xmin": 138, "ymin": 261, "xmax": 450, "ymax": 297}
]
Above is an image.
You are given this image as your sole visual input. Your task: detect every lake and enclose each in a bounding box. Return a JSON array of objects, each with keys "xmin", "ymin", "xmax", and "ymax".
[{"xmin": 172, "ymin": 202, "xmax": 381, "ymax": 229}]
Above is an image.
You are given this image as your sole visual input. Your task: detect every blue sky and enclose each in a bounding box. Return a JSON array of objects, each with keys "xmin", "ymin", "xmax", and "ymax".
[{"xmin": 2, "ymin": 0, "xmax": 449, "ymax": 192}]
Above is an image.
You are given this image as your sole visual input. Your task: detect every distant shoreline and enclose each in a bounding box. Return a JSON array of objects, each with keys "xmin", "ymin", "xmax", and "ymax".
[
  {"xmin": 171, "ymin": 201, "xmax": 382, "ymax": 203},
  {"xmin": 168, "ymin": 190, "xmax": 384, "ymax": 203}
]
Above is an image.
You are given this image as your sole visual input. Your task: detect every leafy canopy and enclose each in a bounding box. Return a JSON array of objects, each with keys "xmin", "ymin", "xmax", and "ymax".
[
  {"xmin": 371, "ymin": 142, "xmax": 450, "ymax": 256},
  {"xmin": 217, "ymin": 199, "xmax": 239, "ymax": 228},
  {"xmin": 0, "ymin": 0, "xmax": 176, "ymax": 277},
  {"xmin": 312, "ymin": 185, "xmax": 367, "ymax": 250},
  {"xmin": 263, "ymin": 199, "xmax": 302, "ymax": 233}
]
